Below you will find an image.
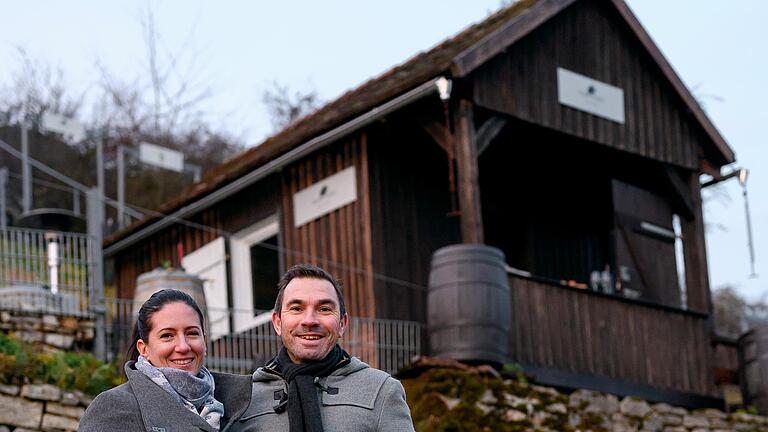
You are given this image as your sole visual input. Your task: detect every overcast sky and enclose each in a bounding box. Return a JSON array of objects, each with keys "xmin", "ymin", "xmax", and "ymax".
[{"xmin": 1, "ymin": 0, "xmax": 765, "ymax": 301}]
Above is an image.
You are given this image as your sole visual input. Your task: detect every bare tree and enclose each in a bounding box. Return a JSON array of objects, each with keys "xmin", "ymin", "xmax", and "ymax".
[
  {"xmin": 713, "ymin": 286, "xmax": 748, "ymax": 339},
  {"xmin": 262, "ymin": 80, "xmax": 321, "ymax": 132},
  {"xmin": 0, "ymin": 48, "xmax": 83, "ymax": 127},
  {"xmin": 0, "ymin": 5, "xmax": 243, "ymax": 223}
]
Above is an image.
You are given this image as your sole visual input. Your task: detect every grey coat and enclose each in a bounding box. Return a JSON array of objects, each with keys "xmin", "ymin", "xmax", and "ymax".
[
  {"xmin": 79, "ymin": 362, "xmax": 252, "ymax": 432},
  {"xmin": 231, "ymin": 357, "xmax": 415, "ymax": 432}
]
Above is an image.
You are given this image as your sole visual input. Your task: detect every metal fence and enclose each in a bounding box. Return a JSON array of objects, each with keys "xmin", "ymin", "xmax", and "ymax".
[
  {"xmin": 0, "ymin": 227, "xmax": 94, "ymax": 315},
  {"xmin": 104, "ymin": 297, "xmax": 424, "ymax": 375}
]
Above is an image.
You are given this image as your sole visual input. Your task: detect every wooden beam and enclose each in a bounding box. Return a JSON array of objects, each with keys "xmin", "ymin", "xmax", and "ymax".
[
  {"xmin": 520, "ymin": 364, "xmax": 722, "ymax": 409},
  {"xmin": 663, "ymin": 166, "xmax": 695, "ymax": 220},
  {"xmin": 420, "ymin": 120, "xmax": 453, "ymax": 156},
  {"xmin": 681, "ymin": 172, "xmax": 711, "ymax": 315},
  {"xmin": 454, "ymin": 99, "xmax": 484, "ymax": 244},
  {"xmin": 476, "ymin": 116, "xmax": 507, "ymax": 156}
]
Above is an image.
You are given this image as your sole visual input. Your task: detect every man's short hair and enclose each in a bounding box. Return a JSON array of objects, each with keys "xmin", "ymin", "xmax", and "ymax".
[{"xmin": 274, "ymin": 264, "xmax": 346, "ymax": 316}]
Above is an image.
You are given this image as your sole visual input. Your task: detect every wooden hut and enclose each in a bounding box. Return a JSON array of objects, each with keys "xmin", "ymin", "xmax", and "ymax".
[{"xmin": 104, "ymin": 0, "xmax": 735, "ymax": 407}]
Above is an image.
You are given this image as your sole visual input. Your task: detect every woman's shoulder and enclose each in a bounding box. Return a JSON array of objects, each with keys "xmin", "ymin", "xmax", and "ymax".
[
  {"xmin": 84, "ymin": 382, "xmax": 139, "ymax": 415},
  {"xmin": 80, "ymin": 382, "xmax": 144, "ymax": 431}
]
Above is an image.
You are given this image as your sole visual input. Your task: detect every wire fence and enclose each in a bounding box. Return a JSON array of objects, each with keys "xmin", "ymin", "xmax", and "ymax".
[
  {"xmin": 104, "ymin": 297, "xmax": 424, "ymax": 375},
  {"xmin": 0, "ymin": 227, "xmax": 94, "ymax": 315}
]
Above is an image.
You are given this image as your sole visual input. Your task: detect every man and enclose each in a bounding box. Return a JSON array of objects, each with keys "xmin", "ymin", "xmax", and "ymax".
[{"xmin": 233, "ymin": 264, "xmax": 415, "ymax": 432}]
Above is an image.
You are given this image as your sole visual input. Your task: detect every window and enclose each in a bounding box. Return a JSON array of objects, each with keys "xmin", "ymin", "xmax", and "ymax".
[{"xmin": 250, "ymin": 234, "xmax": 279, "ymax": 312}]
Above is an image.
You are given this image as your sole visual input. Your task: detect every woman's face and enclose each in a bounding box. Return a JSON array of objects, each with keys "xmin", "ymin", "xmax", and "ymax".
[{"xmin": 137, "ymin": 301, "xmax": 206, "ymax": 375}]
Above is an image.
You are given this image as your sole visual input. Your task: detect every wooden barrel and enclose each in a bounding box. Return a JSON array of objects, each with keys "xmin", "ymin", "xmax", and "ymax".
[
  {"xmin": 428, "ymin": 244, "xmax": 510, "ymax": 365},
  {"xmin": 134, "ymin": 268, "xmax": 207, "ymax": 321},
  {"xmin": 739, "ymin": 325, "xmax": 768, "ymax": 414}
]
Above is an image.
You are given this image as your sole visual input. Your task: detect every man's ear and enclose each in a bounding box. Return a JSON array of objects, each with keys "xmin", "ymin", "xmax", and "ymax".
[
  {"xmin": 271, "ymin": 311, "xmax": 282, "ymax": 336},
  {"xmin": 338, "ymin": 313, "xmax": 349, "ymax": 337}
]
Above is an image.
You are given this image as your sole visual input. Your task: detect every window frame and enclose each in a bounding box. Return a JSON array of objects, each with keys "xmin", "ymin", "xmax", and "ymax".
[{"xmin": 230, "ymin": 215, "xmax": 279, "ymax": 332}]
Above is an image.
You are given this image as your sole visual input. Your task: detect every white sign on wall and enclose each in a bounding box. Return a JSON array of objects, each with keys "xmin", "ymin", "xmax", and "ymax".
[
  {"xmin": 293, "ymin": 166, "xmax": 357, "ymax": 227},
  {"xmin": 139, "ymin": 141, "xmax": 185, "ymax": 172},
  {"xmin": 557, "ymin": 67, "xmax": 625, "ymax": 124},
  {"xmin": 41, "ymin": 111, "xmax": 86, "ymax": 142}
]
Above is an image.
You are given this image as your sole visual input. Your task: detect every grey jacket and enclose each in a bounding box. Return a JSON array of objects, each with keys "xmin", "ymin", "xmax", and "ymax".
[
  {"xmin": 231, "ymin": 357, "xmax": 414, "ymax": 432},
  {"xmin": 79, "ymin": 362, "xmax": 252, "ymax": 432}
]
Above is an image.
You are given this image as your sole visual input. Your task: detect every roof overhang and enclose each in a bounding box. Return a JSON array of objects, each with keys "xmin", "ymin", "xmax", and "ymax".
[{"xmin": 104, "ymin": 77, "xmax": 448, "ymax": 257}]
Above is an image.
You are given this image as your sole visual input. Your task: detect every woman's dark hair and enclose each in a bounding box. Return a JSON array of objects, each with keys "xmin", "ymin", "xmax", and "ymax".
[{"xmin": 125, "ymin": 289, "xmax": 206, "ymax": 363}]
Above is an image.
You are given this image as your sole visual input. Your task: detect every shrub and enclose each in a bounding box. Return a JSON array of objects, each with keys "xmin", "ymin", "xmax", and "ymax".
[{"xmin": 0, "ymin": 331, "xmax": 122, "ymax": 395}]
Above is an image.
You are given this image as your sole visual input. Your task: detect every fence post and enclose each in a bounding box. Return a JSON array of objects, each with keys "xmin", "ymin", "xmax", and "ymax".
[
  {"xmin": 0, "ymin": 167, "xmax": 7, "ymax": 229},
  {"xmin": 87, "ymin": 187, "xmax": 107, "ymax": 361}
]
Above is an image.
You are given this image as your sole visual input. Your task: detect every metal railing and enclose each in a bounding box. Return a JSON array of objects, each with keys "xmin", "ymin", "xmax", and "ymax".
[
  {"xmin": 104, "ymin": 297, "xmax": 424, "ymax": 375},
  {"xmin": 0, "ymin": 227, "xmax": 94, "ymax": 315}
]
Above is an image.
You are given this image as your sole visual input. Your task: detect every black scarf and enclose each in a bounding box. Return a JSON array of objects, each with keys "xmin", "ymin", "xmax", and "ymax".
[{"xmin": 273, "ymin": 345, "xmax": 349, "ymax": 432}]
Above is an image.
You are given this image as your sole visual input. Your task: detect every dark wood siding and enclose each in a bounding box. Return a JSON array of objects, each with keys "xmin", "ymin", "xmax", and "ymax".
[
  {"xmin": 114, "ymin": 175, "xmax": 281, "ymax": 299},
  {"xmin": 508, "ymin": 275, "xmax": 716, "ymax": 397},
  {"xmin": 471, "ymin": 0, "xmax": 700, "ymax": 170},
  {"xmin": 279, "ymin": 135, "xmax": 376, "ymax": 320},
  {"xmin": 367, "ymin": 122, "xmax": 461, "ymax": 322}
]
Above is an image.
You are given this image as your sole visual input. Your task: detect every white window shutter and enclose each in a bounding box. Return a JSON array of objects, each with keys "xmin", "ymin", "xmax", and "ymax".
[{"xmin": 182, "ymin": 237, "xmax": 230, "ymax": 339}]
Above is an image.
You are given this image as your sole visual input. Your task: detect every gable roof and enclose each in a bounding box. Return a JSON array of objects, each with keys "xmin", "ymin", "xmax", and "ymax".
[{"xmin": 105, "ymin": 0, "xmax": 734, "ymax": 251}]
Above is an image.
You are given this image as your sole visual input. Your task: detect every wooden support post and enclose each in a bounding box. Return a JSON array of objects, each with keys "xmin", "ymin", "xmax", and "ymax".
[
  {"xmin": 682, "ymin": 173, "xmax": 711, "ymax": 314},
  {"xmin": 454, "ymin": 99, "xmax": 484, "ymax": 244}
]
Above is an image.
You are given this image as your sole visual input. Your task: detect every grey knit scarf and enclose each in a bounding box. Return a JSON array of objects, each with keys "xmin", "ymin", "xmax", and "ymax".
[{"xmin": 136, "ymin": 355, "xmax": 224, "ymax": 430}]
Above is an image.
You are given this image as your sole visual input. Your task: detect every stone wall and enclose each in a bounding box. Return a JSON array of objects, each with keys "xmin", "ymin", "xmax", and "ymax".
[
  {"xmin": 0, "ymin": 310, "xmax": 95, "ymax": 351},
  {"xmin": 0, "ymin": 384, "xmax": 91, "ymax": 432},
  {"xmin": 401, "ymin": 361, "xmax": 768, "ymax": 432}
]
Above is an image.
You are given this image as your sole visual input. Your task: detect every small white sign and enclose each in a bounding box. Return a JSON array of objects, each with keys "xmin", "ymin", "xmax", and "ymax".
[
  {"xmin": 139, "ymin": 142, "xmax": 184, "ymax": 172},
  {"xmin": 41, "ymin": 111, "xmax": 86, "ymax": 142},
  {"xmin": 293, "ymin": 166, "xmax": 357, "ymax": 227},
  {"xmin": 557, "ymin": 67, "xmax": 625, "ymax": 124}
]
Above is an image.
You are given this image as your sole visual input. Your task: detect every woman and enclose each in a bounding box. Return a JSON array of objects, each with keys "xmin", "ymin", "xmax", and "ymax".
[{"xmin": 80, "ymin": 289, "xmax": 252, "ymax": 432}]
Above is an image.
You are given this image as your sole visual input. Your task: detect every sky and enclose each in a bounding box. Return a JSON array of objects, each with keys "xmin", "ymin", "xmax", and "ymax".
[{"xmin": 1, "ymin": 0, "xmax": 766, "ymax": 301}]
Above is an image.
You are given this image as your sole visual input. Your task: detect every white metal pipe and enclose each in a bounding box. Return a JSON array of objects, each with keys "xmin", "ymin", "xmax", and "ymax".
[
  {"xmin": 21, "ymin": 124, "xmax": 31, "ymax": 213},
  {"xmin": 47, "ymin": 239, "xmax": 59, "ymax": 294}
]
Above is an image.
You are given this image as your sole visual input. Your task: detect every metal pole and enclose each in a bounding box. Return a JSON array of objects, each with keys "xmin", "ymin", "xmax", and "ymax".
[
  {"xmin": 21, "ymin": 124, "xmax": 31, "ymax": 214},
  {"xmin": 117, "ymin": 145, "xmax": 125, "ymax": 228},
  {"xmin": 743, "ymin": 184, "xmax": 758, "ymax": 278},
  {"xmin": 73, "ymin": 189, "xmax": 80, "ymax": 216},
  {"xmin": 0, "ymin": 137, "xmax": 144, "ymax": 219},
  {"xmin": 87, "ymin": 187, "xmax": 107, "ymax": 361},
  {"xmin": 0, "ymin": 167, "xmax": 7, "ymax": 228},
  {"xmin": 96, "ymin": 138, "xmax": 106, "ymax": 225}
]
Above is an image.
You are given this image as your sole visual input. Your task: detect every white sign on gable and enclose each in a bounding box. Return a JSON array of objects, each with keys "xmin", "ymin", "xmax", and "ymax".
[
  {"xmin": 557, "ymin": 67, "xmax": 625, "ymax": 124},
  {"xmin": 139, "ymin": 141, "xmax": 185, "ymax": 172},
  {"xmin": 293, "ymin": 166, "xmax": 357, "ymax": 227}
]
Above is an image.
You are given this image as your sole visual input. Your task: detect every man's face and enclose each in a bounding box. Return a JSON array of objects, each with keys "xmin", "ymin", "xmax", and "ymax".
[{"xmin": 272, "ymin": 277, "xmax": 348, "ymax": 363}]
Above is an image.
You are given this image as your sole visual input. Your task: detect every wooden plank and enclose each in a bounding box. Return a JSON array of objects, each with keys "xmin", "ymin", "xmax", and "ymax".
[
  {"xmin": 359, "ymin": 133, "xmax": 376, "ymax": 318},
  {"xmin": 507, "ymin": 275, "xmax": 714, "ymax": 396}
]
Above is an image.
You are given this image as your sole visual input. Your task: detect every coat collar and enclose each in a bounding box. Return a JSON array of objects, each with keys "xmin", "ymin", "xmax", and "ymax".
[{"xmin": 125, "ymin": 361, "xmax": 252, "ymax": 432}]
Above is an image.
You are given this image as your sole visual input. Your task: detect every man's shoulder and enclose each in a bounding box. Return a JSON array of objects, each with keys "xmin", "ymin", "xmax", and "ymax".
[
  {"xmin": 252, "ymin": 365, "xmax": 283, "ymax": 384},
  {"xmin": 327, "ymin": 356, "xmax": 398, "ymax": 397},
  {"xmin": 335, "ymin": 356, "xmax": 392, "ymax": 379}
]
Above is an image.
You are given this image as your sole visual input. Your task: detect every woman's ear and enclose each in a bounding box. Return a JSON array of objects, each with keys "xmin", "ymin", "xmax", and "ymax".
[{"xmin": 136, "ymin": 339, "xmax": 148, "ymax": 357}]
